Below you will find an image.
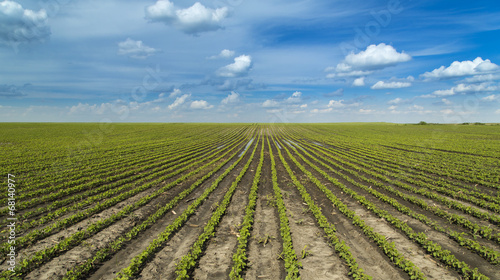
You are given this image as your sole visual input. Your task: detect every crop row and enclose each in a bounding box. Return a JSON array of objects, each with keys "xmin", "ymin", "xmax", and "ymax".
[
  {"xmin": 1, "ymin": 132, "xmax": 248, "ymax": 253},
  {"xmin": 296, "ymin": 125, "xmax": 498, "ymax": 189},
  {"xmin": 301, "ymin": 131, "xmax": 500, "ymax": 214},
  {"xmin": 313, "ymin": 133, "xmax": 500, "ymax": 205},
  {"xmin": 275, "ymin": 136, "xmax": 426, "ymax": 280},
  {"xmin": 3, "ymin": 134, "xmax": 229, "ymax": 217},
  {"xmin": 15, "ymin": 130, "xmax": 241, "ymax": 230},
  {"xmin": 114, "ymin": 136, "xmax": 258, "ymax": 280},
  {"xmin": 2, "ymin": 132, "xmax": 250, "ymax": 279},
  {"xmin": 174, "ymin": 136, "xmax": 260, "ymax": 279},
  {"xmin": 270, "ymin": 135, "xmax": 372, "ymax": 280},
  {"xmin": 0, "ymin": 132, "xmax": 250, "ymax": 277},
  {"xmin": 290, "ymin": 135, "xmax": 500, "ymax": 244},
  {"xmin": 267, "ymin": 136, "xmax": 301, "ymax": 280},
  {"xmin": 290, "ymin": 137, "xmax": 499, "ymax": 265},
  {"xmin": 278, "ymin": 135, "xmax": 489, "ymax": 279},
  {"xmin": 62, "ymin": 134, "xmax": 254, "ymax": 280},
  {"xmin": 4, "ymin": 125, "xmax": 234, "ymax": 190},
  {"xmin": 229, "ymin": 135, "xmax": 265, "ymax": 279}
]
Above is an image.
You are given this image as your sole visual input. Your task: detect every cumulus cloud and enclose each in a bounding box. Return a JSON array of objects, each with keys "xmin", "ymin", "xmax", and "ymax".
[
  {"xmin": 262, "ymin": 99, "xmax": 279, "ymax": 108},
  {"xmin": 464, "ymin": 74, "xmax": 500, "ymax": 83},
  {"xmin": 286, "ymin": 91, "xmax": 302, "ymax": 103},
  {"xmin": 387, "ymin": 97, "xmax": 412, "ymax": 105},
  {"xmin": 0, "ymin": 84, "xmax": 27, "ymax": 97},
  {"xmin": 208, "ymin": 49, "xmax": 235, "ymax": 59},
  {"xmin": 0, "ymin": 1, "xmax": 51, "ymax": 46},
  {"xmin": 352, "ymin": 77, "xmax": 365, "ymax": 87},
  {"xmin": 327, "ymin": 99, "xmax": 346, "ymax": 108},
  {"xmin": 145, "ymin": 0, "xmax": 229, "ymax": 35},
  {"xmin": 442, "ymin": 98, "xmax": 452, "ymax": 105},
  {"xmin": 168, "ymin": 93, "xmax": 190, "ymax": 109},
  {"xmin": 190, "ymin": 100, "xmax": 213, "ymax": 109},
  {"xmin": 310, "ymin": 108, "xmax": 333, "ymax": 113},
  {"xmin": 371, "ymin": 81, "xmax": 411, "ymax": 89},
  {"xmin": 482, "ymin": 95, "xmax": 499, "ymax": 102},
  {"xmin": 344, "ymin": 44, "xmax": 411, "ymax": 69},
  {"xmin": 422, "ymin": 57, "xmax": 499, "ymax": 80},
  {"xmin": 410, "ymin": 104, "xmax": 424, "ymax": 110},
  {"xmin": 221, "ymin": 91, "xmax": 239, "ymax": 104},
  {"xmin": 168, "ymin": 88, "xmax": 182, "ymax": 97},
  {"xmin": 117, "ymin": 38, "xmax": 160, "ymax": 59},
  {"xmin": 326, "ymin": 43, "xmax": 411, "ymax": 78},
  {"xmin": 217, "ymin": 55, "xmax": 252, "ymax": 77},
  {"xmin": 432, "ymin": 83, "xmax": 498, "ymax": 97}
]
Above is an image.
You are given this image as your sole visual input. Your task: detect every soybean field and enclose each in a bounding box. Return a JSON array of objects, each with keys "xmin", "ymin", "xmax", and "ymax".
[{"xmin": 1, "ymin": 123, "xmax": 500, "ymax": 280}]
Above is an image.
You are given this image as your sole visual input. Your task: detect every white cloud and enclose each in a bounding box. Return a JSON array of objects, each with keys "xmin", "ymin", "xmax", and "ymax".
[
  {"xmin": 441, "ymin": 109, "xmax": 454, "ymax": 114},
  {"xmin": 69, "ymin": 103, "xmax": 109, "ymax": 115},
  {"xmin": 359, "ymin": 109, "xmax": 375, "ymax": 114},
  {"xmin": 371, "ymin": 81, "xmax": 411, "ymax": 89},
  {"xmin": 482, "ymin": 95, "xmax": 499, "ymax": 102},
  {"xmin": 221, "ymin": 91, "xmax": 240, "ymax": 104},
  {"xmin": 432, "ymin": 83, "xmax": 498, "ymax": 97},
  {"xmin": 168, "ymin": 93, "xmax": 190, "ymax": 109},
  {"xmin": 442, "ymin": 98, "xmax": 452, "ymax": 105},
  {"xmin": 311, "ymin": 108, "xmax": 333, "ymax": 113},
  {"xmin": 432, "ymin": 89, "xmax": 455, "ymax": 97},
  {"xmin": 344, "ymin": 44, "xmax": 411, "ymax": 69},
  {"xmin": 286, "ymin": 91, "xmax": 302, "ymax": 103},
  {"xmin": 208, "ymin": 49, "xmax": 235, "ymax": 59},
  {"xmin": 410, "ymin": 104, "xmax": 424, "ymax": 110},
  {"xmin": 190, "ymin": 100, "xmax": 213, "ymax": 109},
  {"xmin": 388, "ymin": 105, "xmax": 397, "ymax": 110},
  {"xmin": 422, "ymin": 57, "xmax": 499, "ymax": 80},
  {"xmin": 217, "ymin": 55, "xmax": 252, "ymax": 77},
  {"xmin": 300, "ymin": 104, "xmax": 307, "ymax": 108},
  {"xmin": 262, "ymin": 99, "xmax": 279, "ymax": 108},
  {"xmin": 387, "ymin": 97, "xmax": 412, "ymax": 105},
  {"xmin": 418, "ymin": 94, "xmax": 434, "ymax": 98},
  {"xmin": 117, "ymin": 38, "xmax": 160, "ymax": 59},
  {"xmin": 327, "ymin": 99, "xmax": 346, "ymax": 108},
  {"xmin": 0, "ymin": 1, "xmax": 50, "ymax": 46},
  {"xmin": 496, "ymin": 109, "xmax": 500, "ymax": 114},
  {"xmin": 145, "ymin": 0, "xmax": 229, "ymax": 35},
  {"xmin": 168, "ymin": 88, "xmax": 182, "ymax": 97},
  {"xmin": 326, "ymin": 70, "xmax": 373, "ymax": 78},
  {"xmin": 464, "ymin": 74, "xmax": 500, "ymax": 83},
  {"xmin": 326, "ymin": 43, "xmax": 411, "ymax": 78},
  {"xmin": 352, "ymin": 77, "xmax": 365, "ymax": 86}
]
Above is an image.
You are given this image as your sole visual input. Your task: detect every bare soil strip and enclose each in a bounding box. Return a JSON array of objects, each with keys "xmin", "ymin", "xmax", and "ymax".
[
  {"xmin": 307, "ymin": 154, "xmax": 500, "ymax": 279},
  {"xmin": 245, "ymin": 153, "xmax": 284, "ymax": 280},
  {"xmin": 301, "ymin": 143, "xmax": 500, "ymax": 251},
  {"xmin": 192, "ymin": 142, "xmax": 261, "ymax": 279},
  {"xmin": 276, "ymin": 147, "xmax": 408, "ymax": 280},
  {"xmin": 280, "ymin": 177, "xmax": 350, "ymax": 280},
  {"xmin": 21, "ymin": 141, "xmax": 247, "ymax": 279},
  {"xmin": 138, "ymin": 140, "xmax": 257, "ymax": 280}
]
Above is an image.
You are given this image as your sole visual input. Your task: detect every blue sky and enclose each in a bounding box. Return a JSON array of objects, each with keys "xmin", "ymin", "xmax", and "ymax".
[{"xmin": 1, "ymin": 0, "xmax": 500, "ymax": 123}]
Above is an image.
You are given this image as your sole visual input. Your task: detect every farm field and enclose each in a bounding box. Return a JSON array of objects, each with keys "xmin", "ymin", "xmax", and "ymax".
[{"xmin": 1, "ymin": 123, "xmax": 499, "ymax": 280}]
